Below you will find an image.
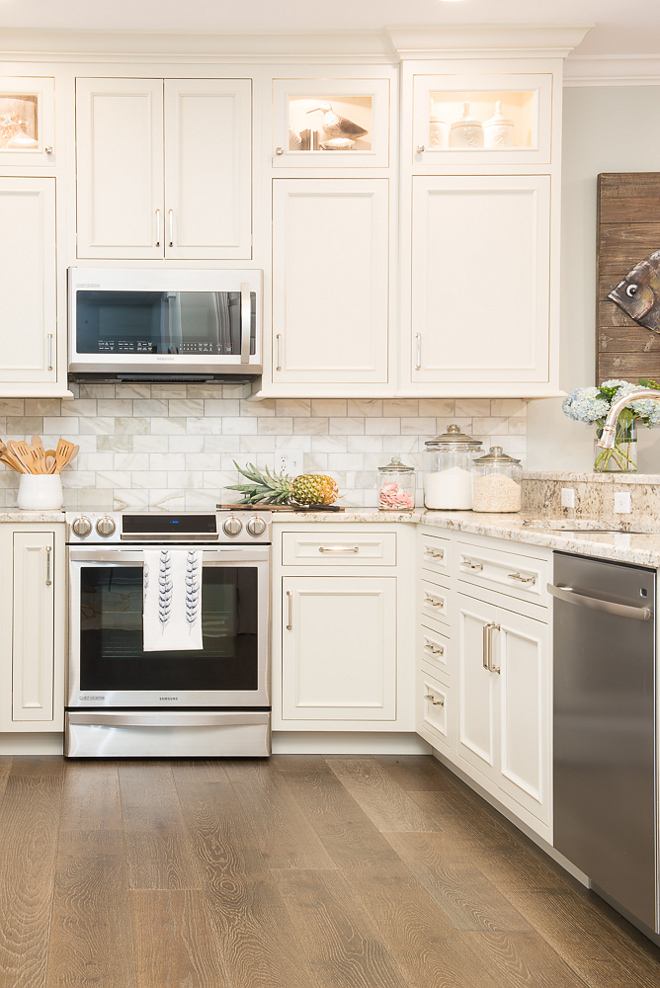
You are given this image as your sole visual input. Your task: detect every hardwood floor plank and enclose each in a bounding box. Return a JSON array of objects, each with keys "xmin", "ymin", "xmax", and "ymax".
[
  {"xmin": 408, "ymin": 786, "xmax": 527, "ymax": 846},
  {"xmin": 0, "ymin": 756, "xmax": 13, "ymax": 797},
  {"xmin": 460, "ymin": 930, "xmax": 592, "ymax": 988},
  {"xmin": 45, "ymin": 830, "xmax": 136, "ymax": 988},
  {"xmin": 275, "ymin": 869, "xmax": 410, "ymax": 988},
  {"xmin": 133, "ymin": 889, "xmax": 228, "ymax": 987},
  {"xmin": 325, "ymin": 756, "xmax": 442, "ymax": 833},
  {"xmin": 277, "ymin": 757, "xmax": 411, "ymax": 876},
  {"xmin": 499, "ymin": 889, "xmax": 660, "ymax": 988},
  {"xmin": 346, "ymin": 873, "xmax": 503, "ymax": 988},
  {"xmin": 377, "ymin": 754, "xmax": 461, "ymax": 792},
  {"xmin": 125, "ymin": 829, "xmax": 202, "ymax": 890},
  {"xmin": 118, "ymin": 761, "xmax": 186, "ymax": 832},
  {"xmin": 0, "ymin": 770, "xmax": 63, "ymax": 988},
  {"xmin": 385, "ymin": 831, "xmax": 532, "ymax": 933},
  {"xmin": 223, "ymin": 758, "xmax": 338, "ymax": 870},
  {"xmin": 59, "ymin": 760, "xmax": 123, "ymax": 831}
]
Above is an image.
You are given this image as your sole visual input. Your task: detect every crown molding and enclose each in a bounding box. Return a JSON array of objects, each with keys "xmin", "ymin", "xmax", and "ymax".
[
  {"xmin": 564, "ymin": 54, "xmax": 660, "ymax": 86},
  {"xmin": 386, "ymin": 25, "xmax": 593, "ymax": 60}
]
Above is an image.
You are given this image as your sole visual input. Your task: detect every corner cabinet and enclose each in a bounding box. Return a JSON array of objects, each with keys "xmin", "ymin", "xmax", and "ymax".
[
  {"xmin": 0, "ymin": 178, "xmax": 58, "ymax": 391},
  {"xmin": 0, "ymin": 523, "xmax": 65, "ymax": 734},
  {"xmin": 75, "ymin": 77, "xmax": 252, "ymax": 260},
  {"xmin": 272, "ymin": 524, "xmax": 415, "ymax": 731}
]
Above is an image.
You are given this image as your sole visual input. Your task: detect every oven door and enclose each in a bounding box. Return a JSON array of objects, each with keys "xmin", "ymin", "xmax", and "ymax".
[{"xmin": 68, "ymin": 545, "xmax": 270, "ymax": 708}]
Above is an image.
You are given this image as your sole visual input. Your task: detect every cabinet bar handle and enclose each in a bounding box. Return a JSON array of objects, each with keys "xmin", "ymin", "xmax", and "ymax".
[
  {"xmin": 240, "ymin": 283, "xmax": 251, "ymax": 365},
  {"xmin": 508, "ymin": 571, "xmax": 536, "ymax": 585},
  {"xmin": 155, "ymin": 208, "xmax": 161, "ymax": 247},
  {"xmin": 276, "ymin": 334, "xmax": 283, "ymax": 372},
  {"xmin": 482, "ymin": 621, "xmax": 491, "ymax": 669},
  {"xmin": 45, "ymin": 545, "xmax": 52, "ymax": 587},
  {"xmin": 488, "ymin": 623, "xmax": 501, "ymax": 674},
  {"xmin": 318, "ymin": 545, "xmax": 359, "ymax": 553},
  {"xmin": 415, "ymin": 333, "xmax": 422, "ymax": 370},
  {"xmin": 462, "ymin": 557, "xmax": 483, "ymax": 572},
  {"xmin": 425, "ymin": 692, "xmax": 444, "ymax": 706},
  {"xmin": 47, "ymin": 333, "xmax": 53, "ymax": 372},
  {"xmin": 424, "ymin": 592, "xmax": 444, "ymax": 608},
  {"xmin": 168, "ymin": 209, "xmax": 174, "ymax": 247},
  {"xmin": 285, "ymin": 590, "xmax": 293, "ymax": 631},
  {"xmin": 425, "ymin": 547, "xmax": 444, "ymax": 560},
  {"xmin": 424, "ymin": 638, "xmax": 444, "ymax": 656}
]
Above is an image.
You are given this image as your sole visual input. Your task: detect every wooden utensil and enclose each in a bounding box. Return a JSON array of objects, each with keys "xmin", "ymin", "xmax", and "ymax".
[
  {"xmin": 44, "ymin": 449, "xmax": 57, "ymax": 474},
  {"xmin": 52, "ymin": 438, "xmax": 75, "ymax": 473},
  {"xmin": 28, "ymin": 445, "xmax": 47, "ymax": 474},
  {"xmin": 30, "ymin": 435, "xmax": 44, "ymax": 449},
  {"xmin": 0, "ymin": 440, "xmax": 26, "ymax": 473},
  {"xmin": 7, "ymin": 440, "xmax": 33, "ymax": 474}
]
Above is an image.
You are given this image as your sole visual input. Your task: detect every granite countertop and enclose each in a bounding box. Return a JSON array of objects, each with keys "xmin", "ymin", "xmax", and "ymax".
[
  {"xmin": 0, "ymin": 510, "xmax": 66, "ymax": 523},
  {"xmin": 272, "ymin": 508, "xmax": 660, "ymax": 568}
]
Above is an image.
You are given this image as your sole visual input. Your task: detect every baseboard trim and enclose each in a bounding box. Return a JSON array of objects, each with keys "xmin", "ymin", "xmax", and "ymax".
[{"xmin": 272, "ymin": 731, "xmax": 432, "ymax": 755}]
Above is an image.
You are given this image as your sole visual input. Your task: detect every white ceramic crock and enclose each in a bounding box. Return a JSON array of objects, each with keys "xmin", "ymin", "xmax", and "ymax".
[{"xmin": 17, "ymin": 474, "xmax": 63, "ymax": 510}]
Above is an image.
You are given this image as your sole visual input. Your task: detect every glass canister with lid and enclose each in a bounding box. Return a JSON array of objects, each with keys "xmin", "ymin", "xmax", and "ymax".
[
  {"xmin": 378, "ymin": 456, "xmax": 415, "ymax": 511},
  {"xmin": 471, "ymin": 446, "xmax": 523, "ymax": 513},
  {"xmin": 424, "ymin": 425, "xmax": 483, "ymax": 510}
]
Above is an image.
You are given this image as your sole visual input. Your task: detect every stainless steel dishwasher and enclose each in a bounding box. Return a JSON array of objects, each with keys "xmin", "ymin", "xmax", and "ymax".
[{"xmin": 549, "ymin": 551, "xmax": 658, "ymax": 937}]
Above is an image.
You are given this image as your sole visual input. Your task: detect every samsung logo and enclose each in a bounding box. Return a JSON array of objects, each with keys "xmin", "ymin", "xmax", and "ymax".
[
  {"xmin": 80, "ymin": 695, "xmax": 105, "ymax": 700},
  {"xmin": 156, "ymin": 356, "xmax": 176, "ymax": 362},
  {"xmin": 78, "ymin": 283, "xmax": 100, "ymax": 288},
  {"xmin": 160, "ymin": 696, "xmax": 179, "ymax": 701}
]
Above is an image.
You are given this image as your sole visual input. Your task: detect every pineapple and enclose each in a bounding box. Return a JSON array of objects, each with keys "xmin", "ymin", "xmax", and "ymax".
[{"xmin": 227, "ymin": 461, "xmax": 339, "ymax": 506}]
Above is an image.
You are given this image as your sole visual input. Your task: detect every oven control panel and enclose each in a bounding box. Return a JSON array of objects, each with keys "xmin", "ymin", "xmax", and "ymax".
[{"xmin": 65, "ymin": 511, "xmax": 272, "ymax": 544}]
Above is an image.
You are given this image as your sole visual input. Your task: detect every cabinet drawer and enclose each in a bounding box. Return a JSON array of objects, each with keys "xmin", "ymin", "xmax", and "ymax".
[
  {"xmin": 420, "ymin": 624, "xmax": 450, "ymax": 680},
  {"xmin": 419, "ymin": 530, "xmax": 451, "ymax": 578},
  {"xmin": 420, "ymin": 578, "xmax": 450, "ymax": 626},
  {"xmin": 419, "ymin": 667, "xmax": 451, "ymax": 750},
  {"xmin": 457, "ymin": 541, "xmax": 548, "ymax": 605},
  {"xmin": 282, "ymin": 532, "xmax": 396, "ymax": 566}
]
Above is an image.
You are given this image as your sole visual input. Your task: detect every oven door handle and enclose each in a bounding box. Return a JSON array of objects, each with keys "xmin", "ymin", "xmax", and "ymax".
[
  {"xmin": 67, "ymin": 711, "xmax": 269, "ymax": 728},
  {"xmin": 68, "ymin": 547, "xmax": 270, "ymax": 564}
]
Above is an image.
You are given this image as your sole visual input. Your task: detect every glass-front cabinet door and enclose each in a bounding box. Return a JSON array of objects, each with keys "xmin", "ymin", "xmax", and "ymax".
[
  {"xmin": 0, "ymin": 77, "xmax": 55, "ymax": 167},
  {"xmin": 412, "ymin": 73, "xmax": 553, "ymax": 168},
  {"xmin": 272, "ymin": 77, "xmax": 391, "ymax": 168}
]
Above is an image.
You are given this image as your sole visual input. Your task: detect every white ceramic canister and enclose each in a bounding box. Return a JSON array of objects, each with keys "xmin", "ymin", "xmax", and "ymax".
[
  {"xmin": 483, "ymin": 101, "xmax": 515, "ymax": 149},
  {"xmin": 429, "ymin": 102, "xmax": 448, "ymax": 148},
  {"xmin": 424, "ymin": 425, "xmax": 483, "ymax": 510},
  {"xmin": 448, "ymin": 101, "xmax": 484, "ymax": 149},
  {"xmin": 17, "ymin": 473, "xmax": 63, "ymax": 510}
]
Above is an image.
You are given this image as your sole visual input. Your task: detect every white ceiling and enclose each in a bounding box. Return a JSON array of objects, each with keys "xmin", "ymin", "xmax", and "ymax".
[{"xmin": 1, "ymin": 0, "xmax": 660, "ymax": 59}]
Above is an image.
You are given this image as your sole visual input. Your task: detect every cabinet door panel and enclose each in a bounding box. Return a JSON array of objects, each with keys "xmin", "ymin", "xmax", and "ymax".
[
  {"xmin": 498, "ymin": 611, "xmax": 548, "ymax": 819},
  {"xmin": 165, "ymin": 79, "xmax": 251, "ymax": 259},
  {"xmin": 457, "ymin": 596, "xmax": 496, "ymax": 776},
  {"xmin": 411, "ymin": 175, "xmax": 550, "ymax": 384},
  {"xmin": 0, "ymin": 178, "xmax": 56, "ymax": 385},
  {"xmin": 76, "ymin": 78, "xmax": 164, "ymax": 259},
  {"xmin": 272, "ymin": 179, "xmax": 389, "ymax": 384},
  {"xmin": 12, "ymin": 532, "xmax": 55, "ymax": 722},
  {"xmin": 281, "ymin": 576, "xmax": 396, "ymax": 720}
]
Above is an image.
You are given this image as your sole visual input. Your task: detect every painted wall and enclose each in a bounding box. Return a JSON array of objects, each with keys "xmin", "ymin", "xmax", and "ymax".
[{"xmin": 527, "ymin": 85, "xmax": 660, "ymax": 473}]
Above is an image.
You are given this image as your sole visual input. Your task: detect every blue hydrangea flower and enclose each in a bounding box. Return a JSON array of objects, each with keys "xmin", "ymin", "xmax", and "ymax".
[{"xmin": 562, "ymin": 387, "xmax": 610, "ymax": 423}]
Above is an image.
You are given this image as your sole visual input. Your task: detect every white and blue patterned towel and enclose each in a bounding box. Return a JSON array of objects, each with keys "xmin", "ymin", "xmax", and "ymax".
[{"xmin": 143, "ymin": 549, "xmax": 203, "ymax": 651}]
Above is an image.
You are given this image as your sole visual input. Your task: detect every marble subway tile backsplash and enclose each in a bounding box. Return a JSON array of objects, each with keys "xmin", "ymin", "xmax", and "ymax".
[{"xmin": 0, "ymin": 385, "xmax": 527, "ymax": 510}]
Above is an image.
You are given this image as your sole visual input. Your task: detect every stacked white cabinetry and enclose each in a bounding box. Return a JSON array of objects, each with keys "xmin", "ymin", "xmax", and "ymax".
[
  {"xmin": 272, "ymin": 523, "xmax": 415, "ymax": 732},
  {"xmin": 75, "ymin": 77, "xmax": 252, "ymax": 260},
  {"xmin": 417, "ymin": 529, "xmax": 454, "ymax": 752},
  {"xmin": 0, "ymin": 523, "xmax": 65, "ymax": 735}
]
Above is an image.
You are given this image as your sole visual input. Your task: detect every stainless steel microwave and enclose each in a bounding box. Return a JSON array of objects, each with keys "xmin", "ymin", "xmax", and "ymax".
[{"xmin": 68, "ymin": 267, "xmax": 262, "ymax": 382}]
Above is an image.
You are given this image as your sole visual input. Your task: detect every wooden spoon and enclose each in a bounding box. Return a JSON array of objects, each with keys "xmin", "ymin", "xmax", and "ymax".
[
  {"xmin": 0, "ymin": 441, "xmax": 26, "ymax": 473},
  {"xmin": 29, "ymin": 445, "xmax": 47, "ymax": 474},
  {"xmin": 7, "ymin": 440, "xmax": 33, "ymax": 474},
  {"xmin": 52, "ymin": 438, "xmax": 75, "ymax": 474},
  {"xmin": 44, "ymin": 449, "xmax": 57, "ymax": 474},
  {"xmin": 30, "ymin": 435, "xmax": 44, "ymax": 449}
]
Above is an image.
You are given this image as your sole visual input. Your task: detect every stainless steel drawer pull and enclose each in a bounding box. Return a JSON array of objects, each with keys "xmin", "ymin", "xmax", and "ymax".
[
  {"xmin": 415, "ymin": 333, "xmax": 422, "ymax": 370},
  {"xmin": 276, "ymin": 334, "xmax": 283, "ymax": 372},
  {"xmin": 424, "ymin": 638, "xmax": 444, "ymax": 655},
  {"xmin": 425, "ymin": 547, "xmax": 445, "ymax": 560},
  {"xmin": 424, "ymin": 593, "xmax": 444, "ymax": 608},
  {"xmin": 45, "ymin": 545, "xmax": 52, "ymax": 587},
  {"xmin": 155, "ymin": 208, "xmax": 161, "ymax": 247},
  {"xmin": 318, "ymin": 546, "xmax": 359, "ymax": 553},
  {"xmin": 168, "ymin": 208, "xmax": 174, "ymax": 247},
  {"xmin": 462, "ymin": 558, "xmax": 483, "ymax": 572},
  {"xmin": 47, "ymin": 333, "xmax": 53, "ymax": 372},
  {"xmin": 285, "ymin": 590, "xmax": 293, "ymax": 631},
  {"xmin": 424, "ymin": 692, "xmax": 444, "ymax": 706},
  {"xmin": 488, "ymin": 623, "xmax": 501, "ymax": 674},
  {"xmin": 508, "ymin": 571, "xmax": 536, "ymax": 585},
  {"xmin": 482, "ymin": 621, "xmax": 491, "ymax": 669}
]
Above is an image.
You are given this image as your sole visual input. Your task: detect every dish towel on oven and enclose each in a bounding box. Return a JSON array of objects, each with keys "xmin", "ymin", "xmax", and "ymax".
[{"xmin": 143, "ymin": 549, "xmax": 203, "ymax": 651}]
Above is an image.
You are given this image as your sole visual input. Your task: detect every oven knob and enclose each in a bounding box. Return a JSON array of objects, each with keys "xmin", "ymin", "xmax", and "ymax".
[
  {"xmin": 223, "ymin": 516, "xmax": 243, "ymax": 537},
  {"xmin": 96, "ymin": 515, "xmax": 116, "ymax": 538},
  {"xmin": 246, "ymin": 516, "xmax": 267, "ymax": 537},
  {"xmin": 72, "ymin": 515, "xmax": 92, "ymax": 538}
]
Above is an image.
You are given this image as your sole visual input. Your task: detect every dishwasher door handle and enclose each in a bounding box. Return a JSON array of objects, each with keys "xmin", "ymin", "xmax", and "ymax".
[{"xmin": 547, "ymin": 583, "xmax": 652, "ymax": 621}]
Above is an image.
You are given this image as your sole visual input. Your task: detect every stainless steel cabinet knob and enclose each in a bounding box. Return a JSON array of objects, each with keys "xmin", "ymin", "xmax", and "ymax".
[
  {"xmin": 416, "ymin": 144, "xmax": 425, "ymax": 154},
  {"xmin": 246, "ymin": 516, "xmax": 267, "ymax": 537},
  {"xmin": 45, "ymin": 146, "xmax": 53, "ymax": 154},
  {"xmin": 72, "ymin": 515, "xmax": 92, "ymax": 538},
  {"xmin": 223, "ymin": 516, "xmax": 243, "ymax": 537},
  {"xmin": 96, "ymin": 515, "xmax": 116, "ymax": 538},
  {"xmin": 275, "ymin": 147, "xmax": 285, "ymax": 155}
]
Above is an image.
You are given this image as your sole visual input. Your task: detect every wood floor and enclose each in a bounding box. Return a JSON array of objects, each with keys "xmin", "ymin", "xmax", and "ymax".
[{"xmin": 0, "ymin": 754, "xmax": 659, "ymax": 988}]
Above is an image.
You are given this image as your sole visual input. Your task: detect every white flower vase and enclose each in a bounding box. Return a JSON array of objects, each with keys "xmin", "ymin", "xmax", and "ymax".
[{"xmin": 17, "ymin": 474, "xmax": 63, "ymax": 510}]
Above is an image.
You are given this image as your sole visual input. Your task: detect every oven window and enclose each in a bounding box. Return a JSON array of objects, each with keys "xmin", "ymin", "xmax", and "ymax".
[{"xmin": 79, "ymin": 565, "xmax": 259, "ymax": 692}]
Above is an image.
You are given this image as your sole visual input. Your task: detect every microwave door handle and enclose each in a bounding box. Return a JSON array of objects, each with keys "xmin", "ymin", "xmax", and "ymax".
[{"xmin": 240, "ymin": 283, "xmax": 251, "ymax": 364}]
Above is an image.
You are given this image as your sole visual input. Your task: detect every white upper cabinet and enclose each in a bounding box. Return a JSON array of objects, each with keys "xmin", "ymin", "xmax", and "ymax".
[
  {"xmin": 272, "ymin": 77, "xmax": 391, "ymax": 169},
  {"xmin": 0, "ymin": 178, "xmax": 57, "ymax": 389},
  {"xmin": 410, "ymin": 174, "xmax": 551, "ymax": 387},
  {"xmin": 272, "ymin": 178, "xmax": 389, "ymax": 386},
  {"xmin": 0, "ymin": 76, "xmax": 56, "ymax": 170},
  {"xmin": 75, "ymin": 77, "xmax": 252, "ymax": 260}
]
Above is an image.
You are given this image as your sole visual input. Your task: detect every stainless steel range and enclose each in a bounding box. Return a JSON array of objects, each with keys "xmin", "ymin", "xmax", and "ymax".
[{"xmin": 65, "ymin": 510, "xmax": 271, "ymax": 758}]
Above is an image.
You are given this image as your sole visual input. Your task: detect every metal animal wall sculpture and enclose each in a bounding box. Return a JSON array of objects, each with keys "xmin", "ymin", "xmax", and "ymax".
[{"xmin": 608, "ymin": 248, "xmax": 660, "ymax": 334}]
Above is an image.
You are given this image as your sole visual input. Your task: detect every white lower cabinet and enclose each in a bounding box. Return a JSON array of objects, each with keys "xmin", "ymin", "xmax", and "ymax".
[
  {"xmin": 456, "ymin": 590, "xmax": 551, "ymax": 834},
  {"xmin": 0, "ymin": 524, "xmax": 65, "ymax": 733}
]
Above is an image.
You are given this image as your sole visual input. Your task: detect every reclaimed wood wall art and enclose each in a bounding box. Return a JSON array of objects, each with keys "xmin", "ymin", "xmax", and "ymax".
[{"xmin": 597, "ymin": 172, "xmax": 660, "ymax": 383}]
